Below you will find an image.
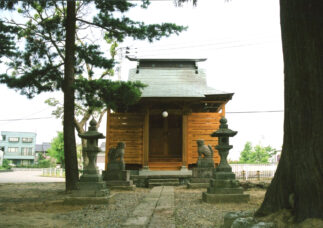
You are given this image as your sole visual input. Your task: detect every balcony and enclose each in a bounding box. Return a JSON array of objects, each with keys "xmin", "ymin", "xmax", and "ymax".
[{"xmin": 4, "ymin": 151, "xmax": 35, "ymax": 160}]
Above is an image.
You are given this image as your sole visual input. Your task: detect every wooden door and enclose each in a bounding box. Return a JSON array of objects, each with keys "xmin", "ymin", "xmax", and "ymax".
[{"xmin": 149, "ymin": 114, "xmax": 182, "ymax": 161}]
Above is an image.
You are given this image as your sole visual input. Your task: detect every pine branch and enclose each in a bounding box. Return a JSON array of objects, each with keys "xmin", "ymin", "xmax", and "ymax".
[
  {"xmin": 36, "ymin": 7, "xmax": 65, "ymax": 61},
  {"xmin": 76, "ymin": 35, "xmax": 92, "ymax": 80},
  {"xmin": 76, "ymin": 17, "xmax": 110, "ymax": 31}
]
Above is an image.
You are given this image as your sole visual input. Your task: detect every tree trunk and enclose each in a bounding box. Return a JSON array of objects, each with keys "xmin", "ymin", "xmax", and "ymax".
[
  {"xmin": 63, "ymin": 0, "xmax": 79, "ymax": 191},
  {"xmin": 256, "ymin": 0, "xmax": 323, "ymax": 221}
]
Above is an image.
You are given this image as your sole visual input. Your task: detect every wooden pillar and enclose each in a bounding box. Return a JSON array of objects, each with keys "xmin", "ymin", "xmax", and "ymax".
[
  {"xmin": 221, "ymin": 104, "xmax": 226, "ymax": 116},
  {"xmin": 163, "ymin": 117, "xmax": 168, "ymax": 156},
  {"xmin": 181, "ymin": 113, "xmax": 188, "ymax": 170},
  {"xmin": 105, "ymin": 109, "xmax": 111, "ymax": 171},
  {"xmin": 143, "ymin": 108, "xmax": 149, "ymax": 170}
]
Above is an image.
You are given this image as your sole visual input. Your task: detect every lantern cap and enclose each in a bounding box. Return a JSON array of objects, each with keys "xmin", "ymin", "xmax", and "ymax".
[
  {"xmin": 79, "ymin": 118, "xmax": 105, "ymax": 139},
  {"xmin": 211, "ymin": 117, "xmax": 237, "ymax": 137}
]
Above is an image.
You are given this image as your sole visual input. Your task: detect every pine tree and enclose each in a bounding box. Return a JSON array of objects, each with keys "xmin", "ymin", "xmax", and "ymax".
[{"xmin": 0, "ymin": 0, "xmax": 186, "ymax": 191}]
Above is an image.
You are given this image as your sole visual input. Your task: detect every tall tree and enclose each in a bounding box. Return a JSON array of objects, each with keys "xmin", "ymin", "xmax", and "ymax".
[
  {"xmin": 178, "ymin": 0, "xmax": 323, "ymax": 222},
  {"xmin": 63, "ymin": 0, "xmax": 78, "ymax": 190},
  {"xmin": 255, "ymin": 0, "xmax": 323, "ymax": 221},
  {"xmin": 0, "ymin": 0, "xmax": 186, "ymax": 191}
]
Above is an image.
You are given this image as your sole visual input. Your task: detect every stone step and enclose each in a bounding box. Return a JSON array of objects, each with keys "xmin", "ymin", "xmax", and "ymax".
[
  {"xmin": 149, "ymin": 182, "xmax": 179, "ymax": 188},
  {"xmin": 149, "ymin": 178, "xmax": 179, "ymax": 183},
  {"xmin": 148, "ymin": 178, "xmax": 179, "ymax": 188}
]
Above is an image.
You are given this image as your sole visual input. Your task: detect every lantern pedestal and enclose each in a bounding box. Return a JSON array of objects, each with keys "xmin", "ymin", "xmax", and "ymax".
[
  {"xmin": 202, "ymin": 178, "xmax": 249, "ymax": 203},
  {"xmin": 75, "ymin": 150, "xmax": 110, "ymax": 200}
]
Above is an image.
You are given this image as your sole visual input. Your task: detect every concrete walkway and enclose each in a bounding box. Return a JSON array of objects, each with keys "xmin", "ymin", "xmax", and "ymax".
[{"xmin": 123, "ymin": 186, "xmax": 175, "ymax": 228}]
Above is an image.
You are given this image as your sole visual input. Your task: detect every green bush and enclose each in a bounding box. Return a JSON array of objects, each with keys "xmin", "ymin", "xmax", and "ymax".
[
  {"xmin": 1, "ymin": 159, "xmax": 11, "ymax": 169},
  {"xmin": 37, "ymin": 159, "xmax": 51, "ymax": 168}
]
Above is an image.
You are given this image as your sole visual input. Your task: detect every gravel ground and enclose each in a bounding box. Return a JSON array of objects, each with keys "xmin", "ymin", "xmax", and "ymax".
[
  {"xmin": 0, "ymin": 182, "xmax": 265, "ymax": 228},
  {"xmin": 174, "ymin": 186, "xmax": 265, "ymax": 228}
]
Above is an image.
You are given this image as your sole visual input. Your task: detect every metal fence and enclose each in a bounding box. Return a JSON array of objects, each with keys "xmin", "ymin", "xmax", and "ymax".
[
  {"xmin": 42, "ymin": 168, "xmax": 65, "ymax": 177},
  {"xmin": 42, "ymin": 164, "xmax": 277, "ymax": 180},
  {"xmin": 230, "ymin": 164, "xmax": 277, "ymax": 180}
]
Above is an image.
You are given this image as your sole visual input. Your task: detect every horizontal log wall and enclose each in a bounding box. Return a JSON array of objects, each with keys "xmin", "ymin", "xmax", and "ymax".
[
  {"xmin": 187, "ymin": 113, "xmax": 223, "ymax": 165},
  {"xmin": 107, "ymin": 113, "xmax": 144, "ymax": 164}
]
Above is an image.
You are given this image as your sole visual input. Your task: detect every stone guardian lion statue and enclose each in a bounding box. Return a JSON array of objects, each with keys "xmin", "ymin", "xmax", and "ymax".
[
  {"xmin": 108, "ymin": 142, "xmax": 125, "ymax": 171},
  {"xmin": 196, "ymin": 139, "xmax": 215, "ymax": 168}
]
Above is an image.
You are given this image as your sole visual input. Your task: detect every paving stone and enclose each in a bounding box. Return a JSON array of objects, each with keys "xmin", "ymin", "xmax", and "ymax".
[
  {"xmin": 122, "ymin": 186, "xmax": 175, "ymax": 228},
  {"xmin": 148, "ymin": 215, "xmax": 175, "ymax": 228},
  {"xmin": 122, "ymin": 216, "xmax": 150, "ymax": 227}
]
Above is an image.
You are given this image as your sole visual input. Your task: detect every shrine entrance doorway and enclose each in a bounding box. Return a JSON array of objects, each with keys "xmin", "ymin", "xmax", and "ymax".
[{"xmin": 149, "ymin": 114, "xmax": 182, "ymax": 164}]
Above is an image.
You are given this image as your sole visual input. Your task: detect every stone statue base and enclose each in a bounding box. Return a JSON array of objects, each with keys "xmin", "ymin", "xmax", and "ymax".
[
  {"xmin": 107, "ymin": 161, "xmax": 125, "ymax": 171},
  {"xmin": 197, "ymin": 158, "xmax": 214, "ymax": 168},
  {"xmin": 64, "ymin": 169, "xmax": 110, "ymax": 205},
  {"xmin": 103, "ymin": 170, "xmax": 135, "ymax": 190},
  {"xmin": 187, "ymin": 167, "xmax": 214, "ymax": 189},
  {"xmin": 202, "ymin": 172, "xmax": 249, "ymax": 203}
]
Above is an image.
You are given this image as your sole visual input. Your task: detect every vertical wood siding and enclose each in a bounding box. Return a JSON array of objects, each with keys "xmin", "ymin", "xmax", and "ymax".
[
  {"xmin": 107, "ymin": 113, "xmax": 144, "ymax": 164},
  {"xmin": 187, "ymin": 113, "xmax": 223, "ymax": 165}
]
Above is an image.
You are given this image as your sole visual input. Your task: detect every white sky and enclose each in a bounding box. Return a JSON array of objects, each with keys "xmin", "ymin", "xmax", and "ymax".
[{"xmin": 0, "ymin": 0, "xmax": 284, "ymax": 160}]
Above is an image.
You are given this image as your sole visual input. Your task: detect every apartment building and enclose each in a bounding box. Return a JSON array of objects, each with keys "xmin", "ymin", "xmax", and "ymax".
[{"xmin": 0, "ymin": 131, "xmax": 37, "ymax": 166}]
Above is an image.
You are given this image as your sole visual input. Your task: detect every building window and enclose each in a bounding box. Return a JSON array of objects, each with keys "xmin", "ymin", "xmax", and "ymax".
[
  {"xmin": 21, "ymin": 147, "xmax": 33, "ymax": 156},
  {"xmin": 22, "ymin": 138, "xmax": 33, "ymax": 143},
  {"xmin": 21, "ymin": 160, "xmax": 32, "ymax": 166},
  {"xmin": 8, "ymin": 147, "xmax": 19, "ymax": 153},
  {"xmin": 1, "ymin": 135, "xmax": 6, "ymax": 141},
  {"xmin": 8, "ymin": 137, "xmax": 19, "ymax": 142}
]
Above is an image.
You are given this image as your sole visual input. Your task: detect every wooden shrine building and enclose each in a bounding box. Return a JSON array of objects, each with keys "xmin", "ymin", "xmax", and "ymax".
[{"xmin": 105, "ymin": 58, "xmax": 233, "ymax": 170}]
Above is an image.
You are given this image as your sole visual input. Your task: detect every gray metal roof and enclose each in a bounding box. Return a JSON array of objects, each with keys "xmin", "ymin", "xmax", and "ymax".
[
  {"xmin": 35, "ymin": 142, "xmax": 51, "ymax": 152},
  {"xmin": 128, "ymin": 62, "xmax": 231, "ymax": 98}
]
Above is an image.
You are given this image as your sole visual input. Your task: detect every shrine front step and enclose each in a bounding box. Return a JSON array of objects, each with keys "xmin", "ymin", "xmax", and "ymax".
[
  {"xmin": 148, "ymin": 178, "xmax": 179, "ymax": 188},
  {"xmin": 106, "ymin": 180, "xmax": 136, "ymax": 190}
]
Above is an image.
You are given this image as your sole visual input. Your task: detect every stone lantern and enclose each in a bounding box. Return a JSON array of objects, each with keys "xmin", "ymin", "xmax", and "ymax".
[
  {"xmin": 79, "ymin": 118, "xmax": 105, "ymax": 181},
  {"xmin": 66, "ymin": 118, "xmax": 109, "ymax": 202},
  {"xmin": 202, "ymin": 116, "xmax": 249, "ymax": 203},
  {"xmin": 211, "ymin": 117, "xmax": 237, "ymax": 179}
]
